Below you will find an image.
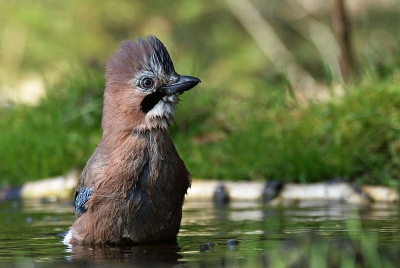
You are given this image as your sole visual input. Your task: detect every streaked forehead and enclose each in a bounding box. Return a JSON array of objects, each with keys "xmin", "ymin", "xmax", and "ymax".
[
  {"xmin": 111, "ymin": 36, "xmax": 175, "ymax": 75},
  {"xmin": 147, "ymin": 37, "xmax": 175, "ymax": 75}
]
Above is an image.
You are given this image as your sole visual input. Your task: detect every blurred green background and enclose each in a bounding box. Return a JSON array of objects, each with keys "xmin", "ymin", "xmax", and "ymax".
[{"xmin": 0, "ymin": 0, "xmax": 399, "ymax": 187}]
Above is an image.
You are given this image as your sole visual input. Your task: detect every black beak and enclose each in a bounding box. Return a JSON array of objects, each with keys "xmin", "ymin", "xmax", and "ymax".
[{"xmin": 161, "ymin": 76, "xmax": 200, "ymax": 95}]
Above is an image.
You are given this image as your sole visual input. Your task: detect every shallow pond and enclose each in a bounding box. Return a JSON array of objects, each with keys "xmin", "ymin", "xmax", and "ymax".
[{"xmin": 0, "ymin": 199, "xmax": 399, "ymax": 267}]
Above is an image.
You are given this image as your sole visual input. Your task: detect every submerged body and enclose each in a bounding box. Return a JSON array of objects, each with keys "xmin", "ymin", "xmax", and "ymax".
[{"xmin": 64, "ymin": 36, "xmax": 199, "ymax": 244}]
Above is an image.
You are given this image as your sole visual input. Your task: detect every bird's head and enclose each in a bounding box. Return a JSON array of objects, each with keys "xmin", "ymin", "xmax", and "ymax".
[{"xmin": 103, "ymin": 36, "xmax": 200, "ymax": 132}]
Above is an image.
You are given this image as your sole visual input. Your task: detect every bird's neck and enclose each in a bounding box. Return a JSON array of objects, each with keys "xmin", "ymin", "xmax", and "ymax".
[{"xmin": 101, "ymin": 108, "xmax": 170, "ymax": 151}]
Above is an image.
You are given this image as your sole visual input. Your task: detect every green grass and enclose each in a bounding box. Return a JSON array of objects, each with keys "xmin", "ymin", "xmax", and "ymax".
[
  {"xmin": 174, "ymin": 71, "xmax": 400, "ymax": 187},
  {"xmin": 0, "ymin": 69, "xmax": 103, "ymax": 185}
]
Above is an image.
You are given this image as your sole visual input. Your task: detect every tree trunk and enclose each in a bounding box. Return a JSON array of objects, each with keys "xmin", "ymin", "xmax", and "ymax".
[{"xmin": 329, "ymin": 0, "xmax": 355, "ymax": 81}]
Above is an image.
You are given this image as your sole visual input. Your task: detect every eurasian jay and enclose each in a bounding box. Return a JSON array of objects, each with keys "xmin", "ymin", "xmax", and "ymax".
[{"xmin": 63, "ymin": 36, "xmax": 200, "ymax": 244}]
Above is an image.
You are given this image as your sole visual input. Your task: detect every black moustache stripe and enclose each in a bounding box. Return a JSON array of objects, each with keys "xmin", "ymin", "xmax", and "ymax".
[{"xmin": 140, "ymin": 91, "xmax": 165, "ymax": 113}]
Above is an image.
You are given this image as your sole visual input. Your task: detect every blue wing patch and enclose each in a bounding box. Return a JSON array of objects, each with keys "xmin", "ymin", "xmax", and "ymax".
[{"xmin": 75, "ymin": 187, "xmax": 92, "ymax": 216}]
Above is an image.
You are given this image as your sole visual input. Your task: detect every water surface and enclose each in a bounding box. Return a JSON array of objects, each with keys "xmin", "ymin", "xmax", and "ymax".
[{"xmin": 0, "ymin": 199, "xmax": 399, "ymax": 267}]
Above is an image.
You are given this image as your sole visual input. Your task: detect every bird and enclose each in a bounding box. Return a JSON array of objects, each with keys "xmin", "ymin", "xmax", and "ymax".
[{"xmin": 63, "ymin": 35, "xmax": 200, "ymax": 245}]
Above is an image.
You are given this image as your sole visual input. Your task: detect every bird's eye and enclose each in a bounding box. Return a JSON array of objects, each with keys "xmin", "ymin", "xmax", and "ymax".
[{"xmin": 141, "ymin": 78, "xmax": 154, "ymax": 89}]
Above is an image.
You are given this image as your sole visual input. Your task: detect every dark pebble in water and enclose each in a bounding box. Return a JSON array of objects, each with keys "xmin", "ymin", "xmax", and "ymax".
[
  {"xmin": 227, "ymin": 239, "xmax": 240, "ymax": 245},
  {"xmin": 199, "ymin": 244, "xmax": 210, "ymax": 252},
  {"xmin": 199, "ymin": 243, "xmax": 214, "ymax": 252}
]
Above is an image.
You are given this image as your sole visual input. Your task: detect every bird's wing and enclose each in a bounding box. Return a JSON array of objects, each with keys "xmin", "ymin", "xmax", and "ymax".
[
  {"xmin": 73, "ymin": 142, "xmax": 150, "ymax": 218},
  {"xmin": 74, "ymin": 187, "xmax": 92, "ymax": 216},
  {"xmin": 74, "ymin": 148, "xmax": 105, "ymax": 218}
]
